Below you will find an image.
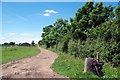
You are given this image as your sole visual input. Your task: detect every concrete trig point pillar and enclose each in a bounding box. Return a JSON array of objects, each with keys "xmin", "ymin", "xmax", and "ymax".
[{"xmin": 83, "ymin": 58, "xmax": 93, "ymax": 73}]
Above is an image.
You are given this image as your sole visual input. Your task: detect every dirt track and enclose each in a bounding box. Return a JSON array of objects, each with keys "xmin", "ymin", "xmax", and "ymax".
[{"xmin": 1, "ymin": 46, "xmax": 66, "ymax": 78}]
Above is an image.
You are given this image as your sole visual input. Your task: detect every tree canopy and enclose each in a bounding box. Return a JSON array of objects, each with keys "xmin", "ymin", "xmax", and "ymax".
[{"xmin": 39, "ymin": 2, "xmax": 120, "ymax": 67}]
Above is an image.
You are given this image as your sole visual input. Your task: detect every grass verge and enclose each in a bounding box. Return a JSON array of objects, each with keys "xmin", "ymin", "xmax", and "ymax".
[
  {"xmin": 1, "ymin": 46, "xmax": 40, "ymax": 64},
  {"xmin": 46, "ymin": 47, "xmax": 119, "ymax": 78},
  {"xmin": 52, "ymin": 52, "xmax": 98, "ymax": 78}
]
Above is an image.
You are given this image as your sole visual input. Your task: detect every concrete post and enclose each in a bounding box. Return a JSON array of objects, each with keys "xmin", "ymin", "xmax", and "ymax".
[{"xmin": 83, "ymin": 58, "xmax": 93, "ymax": 73}]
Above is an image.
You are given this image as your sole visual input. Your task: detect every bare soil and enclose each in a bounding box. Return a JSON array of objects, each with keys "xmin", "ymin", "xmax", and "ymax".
[{"xmin": 1, "ymin": 46, "xmax": 67, "ymax": 78}]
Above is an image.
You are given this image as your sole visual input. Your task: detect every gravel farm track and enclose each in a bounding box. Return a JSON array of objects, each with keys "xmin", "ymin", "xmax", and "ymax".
[{"xmin": 1, "ymin": 46, "xmax": 69, "ymax": 79}]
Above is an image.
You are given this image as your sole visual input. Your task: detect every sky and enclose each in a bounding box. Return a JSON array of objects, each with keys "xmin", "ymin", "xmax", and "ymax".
[
  {"xmin": 1, "ymin": 2, "xmax": 119, "ymax": 44},
  {"xmin": 1, "ymin": 0, "xmax": 119, "ymax": 2}
]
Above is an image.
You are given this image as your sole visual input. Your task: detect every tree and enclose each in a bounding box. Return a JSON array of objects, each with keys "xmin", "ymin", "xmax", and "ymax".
[
  {"xmin": 39, "ymin": 2, "xmax": 119, "ymax": 67},
  {"xmin": 115, "ymin": 6, "xmax": 120, "ymax": 25},
  {"xmin": 9, "ymin": 42, "xmax": 15, "ymax": 46},
  {"xmin": 31, "ymin": 40, "xmax": 35, "ymax": 46},
  {"xmin": 3, "ymin": 42, "xmax": 9, "ymax": 46},
  {"xmin": 41, "ymin": 18, "xmax": 69, "ymax": 48}
]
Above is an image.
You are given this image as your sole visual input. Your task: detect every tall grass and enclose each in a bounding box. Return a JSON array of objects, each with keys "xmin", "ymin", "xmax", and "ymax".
[
  {"xmin": 46, "ymin": 46, "xmax": 119, "ymax": 78},
  {"xmin": 52, "ymin": 52, "xmax": 98, "ymax": 78}
]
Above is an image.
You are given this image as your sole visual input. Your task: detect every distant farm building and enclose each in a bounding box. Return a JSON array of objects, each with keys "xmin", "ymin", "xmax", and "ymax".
[{"xmin": 20, "ymin": 43, "xmax": 31, "ymax": 46}]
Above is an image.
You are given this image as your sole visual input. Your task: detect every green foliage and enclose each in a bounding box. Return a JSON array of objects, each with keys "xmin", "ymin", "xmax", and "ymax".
[
  {"xmin": 52, "ymin": 52, "xmax": 98, "ymax": 78},
  {"xmin": 62, "ymin": 39, "xmax": 69, "ymax": 53},
  {"xmin": 39, "ymin": 2, "xmax": 120, "ymax": 67},
  {"xmin": 3, "ymin": 42, "xmax": 9, "ymax": 46},
  {"xmin": 39, "ymin": 18, "xmax": 69, "ymax": 48},
  {"xmin": 3, "ymin": 42, "xmax": 15, "ymax": 46},
  {"xmin": 68, "ymin": 40, "xmax": 78, "ymax": 57},
  {"xmin": 51, "ymin": 49, "xmax": 119, "ymax": 78},
  {"xmin": 115, "ymin": 6, "xmax": 120, "ymax": 21},
  {"xmin": 103, "ymin": 63, "xmax": 119, "ymax": 78},
  {"xmin": 31, "ymin": 40, "xmax": 35, "ymax": 46},
  {"xmin": 9, "ymin": 42, "xmax": 15, "ymax": 46}
]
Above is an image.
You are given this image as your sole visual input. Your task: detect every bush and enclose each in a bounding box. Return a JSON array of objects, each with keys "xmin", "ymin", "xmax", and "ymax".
[
  {"xmin": 68, "ymin": 40, "xmax": 78, "ymax": 57},
  {"xmin": 62, "ymin": 39, "xmax": 69, "ymax": 53}
]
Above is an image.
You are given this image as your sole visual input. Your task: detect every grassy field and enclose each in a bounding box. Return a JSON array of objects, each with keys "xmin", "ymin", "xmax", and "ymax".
[
  {"xmin": 46, "ymin": 47, "xmax": 119, "ymax": 78},
  {"xmin": 1, "ymin": 46, "xmax": 40, "ymax": 64}
]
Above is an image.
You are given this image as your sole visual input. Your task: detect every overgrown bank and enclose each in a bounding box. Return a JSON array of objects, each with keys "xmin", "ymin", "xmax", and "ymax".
[
  {"xmin": 51, "ymin": 49, "xmax": 98, "ymax": 78},
  {"xmin": 41, "ymin": 46, "xmax": 119, "ymax": 78},
  {"xmin": 39, "ymin": 2, "xmax": 120, "ymax": 78}
]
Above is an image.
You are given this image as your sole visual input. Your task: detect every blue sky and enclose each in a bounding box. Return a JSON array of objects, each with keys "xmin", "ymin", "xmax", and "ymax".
[{"xmin": 2, "ymin": 2, "xmax": 118, "ymax": 44}]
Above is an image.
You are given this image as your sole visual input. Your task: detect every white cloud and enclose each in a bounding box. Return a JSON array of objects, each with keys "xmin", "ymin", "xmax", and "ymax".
[
  {"xmin": 43, "ymin": 13, "xmax": 50, "ymax": 16},
  {"xmin": 20, "ymin": 33, "xmax": 33, "ymax": 36},
  {"xmin": 7, "ymin": 33, "xmax": 17, "ymax": 35},
  {"xmin": 43, "ymin": 10, "xmax": 58, "ymax": 17},
  {"xmin": 45, "ymin": 10, "xmax": 58, "ymax": 13},
  {"xmin": 7, "ymin": 33, "xmax": 33, "ymax": 36}
]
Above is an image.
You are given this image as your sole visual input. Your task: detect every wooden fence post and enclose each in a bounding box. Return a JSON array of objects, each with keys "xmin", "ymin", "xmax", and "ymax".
[
  {"xmin": 97, "ymin": 52, "xmax": 100, "ymax": 62},
  {"xmin": 83, "ymin": 58, "xmax": 93, "ymax": 73}
]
